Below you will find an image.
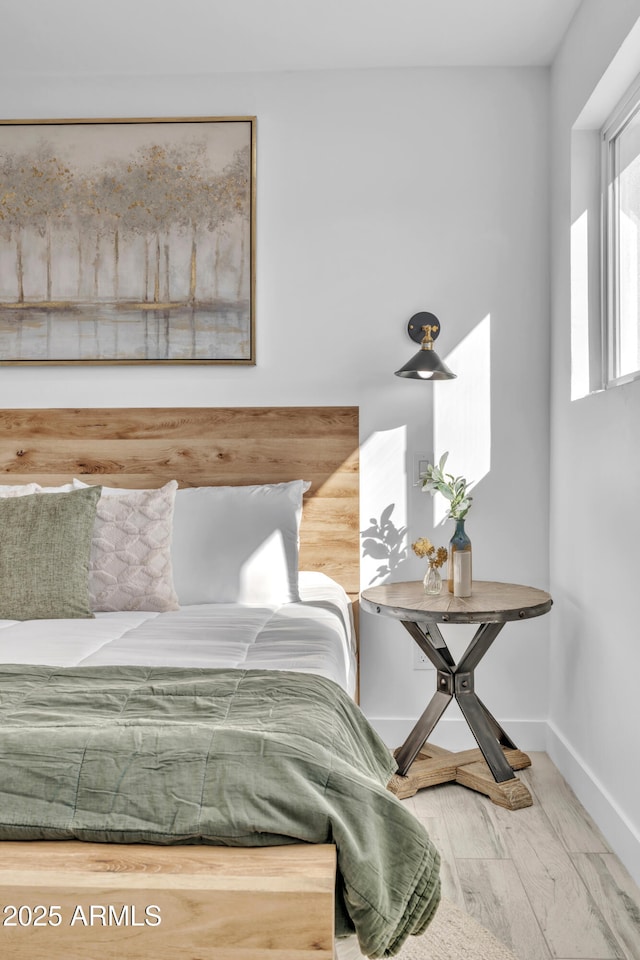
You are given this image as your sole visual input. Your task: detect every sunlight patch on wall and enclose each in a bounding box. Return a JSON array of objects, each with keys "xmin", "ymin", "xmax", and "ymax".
[
  {"xmin": 432, "ymin": 314, "xmax": 491, "ymax": 527},
  {"xmin": 571, "ymin": 208, "xmax": 591, "ymax": 400},
  {"xmin": 570, "ymin": 128, "xmax": 604, "ymax": 399}
]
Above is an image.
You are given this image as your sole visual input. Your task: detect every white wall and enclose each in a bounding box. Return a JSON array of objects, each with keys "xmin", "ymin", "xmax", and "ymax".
[
  {"xmin": 550, "ymin": 0, "xmax": 640, "ymax": 886},
  {"xmin": 0, "ymin": 67, "xmax": 550, "ymax": 758}
]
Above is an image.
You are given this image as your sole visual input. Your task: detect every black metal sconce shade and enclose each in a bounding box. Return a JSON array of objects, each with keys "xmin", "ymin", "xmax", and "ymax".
[{"xmin": 394, "ymin": 311, "xmax": 456, "ymax": 380}]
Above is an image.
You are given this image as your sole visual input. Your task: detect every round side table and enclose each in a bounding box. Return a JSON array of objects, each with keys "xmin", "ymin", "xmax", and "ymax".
[{"xmin": 360, "ymin": 580, "xmax": 552, "ymax": 810}]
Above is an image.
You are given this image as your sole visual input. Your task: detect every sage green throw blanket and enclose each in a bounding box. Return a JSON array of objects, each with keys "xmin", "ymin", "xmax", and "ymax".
[{"xmin": 0, "ymin": 665, "xmax": 440, "ymax": 958}]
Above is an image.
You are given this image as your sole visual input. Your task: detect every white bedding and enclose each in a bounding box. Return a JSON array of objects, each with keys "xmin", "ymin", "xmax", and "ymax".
[{"xmin": 0, "ymin": 572, "xmax": 357, "ymax": 697}]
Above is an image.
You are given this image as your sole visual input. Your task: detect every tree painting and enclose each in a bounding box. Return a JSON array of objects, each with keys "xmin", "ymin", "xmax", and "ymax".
[{"xmin": 0, "ymin": 118, "xmax": 255, "ymax": 363}]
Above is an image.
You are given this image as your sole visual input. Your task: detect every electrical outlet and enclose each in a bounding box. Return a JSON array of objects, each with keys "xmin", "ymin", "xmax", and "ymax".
[{"xmin": 413, "ymin": 646, "xmax": 432, "ymax": 670}]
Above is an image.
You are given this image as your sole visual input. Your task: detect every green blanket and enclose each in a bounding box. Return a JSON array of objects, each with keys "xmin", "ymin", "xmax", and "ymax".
[{"xmin": 0, "ymin": 665, "xmax": 440, "ymax": 957}]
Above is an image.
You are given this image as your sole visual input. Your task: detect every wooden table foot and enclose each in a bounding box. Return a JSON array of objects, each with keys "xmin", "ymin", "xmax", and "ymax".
[{"xmin": 387, "ymin": 742, "xmax": 533, "ymax": 810}]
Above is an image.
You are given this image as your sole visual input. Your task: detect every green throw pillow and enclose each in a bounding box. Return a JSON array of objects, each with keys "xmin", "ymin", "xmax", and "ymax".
[{"xmin": 0, "ymin": 485, "xmax": 102, "ymax": 620}]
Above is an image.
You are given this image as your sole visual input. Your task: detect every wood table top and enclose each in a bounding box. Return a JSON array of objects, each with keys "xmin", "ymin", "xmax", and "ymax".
[{"xmin": 360, "ymin": 580, "xmax": 553, "ymax": 624}]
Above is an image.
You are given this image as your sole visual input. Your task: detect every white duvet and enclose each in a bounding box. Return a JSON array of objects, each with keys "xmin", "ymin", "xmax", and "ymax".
[{"xmin": 0, "ymin": 572, "xmax": 357, "ymax": 697}]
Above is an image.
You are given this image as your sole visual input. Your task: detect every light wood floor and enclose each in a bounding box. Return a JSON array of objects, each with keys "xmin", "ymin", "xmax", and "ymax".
[{"xmin": 401, "ymin": 752, "xmax": 640, "ymax": 960}]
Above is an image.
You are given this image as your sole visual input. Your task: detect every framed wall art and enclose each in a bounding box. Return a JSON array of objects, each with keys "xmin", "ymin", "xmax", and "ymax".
[{"xmin": 0, "ymin": 116, "xmax": 256, "ymax": 364}]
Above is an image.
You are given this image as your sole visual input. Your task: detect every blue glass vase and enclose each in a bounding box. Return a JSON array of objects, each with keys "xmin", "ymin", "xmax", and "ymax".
[{"xmin": 448, "ymin": 518, "xmax": 472, "ymax": 596}]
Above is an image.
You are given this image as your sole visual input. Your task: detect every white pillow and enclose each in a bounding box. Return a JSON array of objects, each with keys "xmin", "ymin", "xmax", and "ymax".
[
  {"xmin": 0, "ymin": 484, "xmax": 39, "ymax": 497},
  {"xmin": 171, "ymin": 481, "xmax": 311, "ymax": 605},
  {"xmin": 0, "ymin": 483, "xmax": 76, "ymax": 496},
  {"xmin": 73, "ymin": 481, "xmax": 139, "ymax": 496},
  {"xmin": 36, "ymin": 483, "xmax": 77, "ymax": 493},
  {"xmin": 79, "ymin": 480, "xmax": 180, "ymax": 613}
]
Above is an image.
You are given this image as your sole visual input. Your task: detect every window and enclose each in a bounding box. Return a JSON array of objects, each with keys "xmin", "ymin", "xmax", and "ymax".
[{"xmin": 602, "ymin": 74, "xmax": 640, "ymax": 387}]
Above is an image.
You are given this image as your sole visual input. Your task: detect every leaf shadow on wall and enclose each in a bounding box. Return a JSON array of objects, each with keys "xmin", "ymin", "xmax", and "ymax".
[{"xmin": 361, "ymin": 503, "xmax": 410, "ymax": 585}]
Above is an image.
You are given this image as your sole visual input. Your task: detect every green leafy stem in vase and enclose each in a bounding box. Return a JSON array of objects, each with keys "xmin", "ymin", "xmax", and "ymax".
[{"xmin": 419, "ymin": 452, "xmax": 473, "ymax": 520}]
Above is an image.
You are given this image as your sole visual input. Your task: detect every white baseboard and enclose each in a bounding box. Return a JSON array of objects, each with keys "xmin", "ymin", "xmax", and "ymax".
[
  {"xmin": 546, "ymin": 722, "xmax": 640, "ymax": 888},
  {"xmin": 368, "ymin": 715, "xmax": 640, "ymax": 889}
]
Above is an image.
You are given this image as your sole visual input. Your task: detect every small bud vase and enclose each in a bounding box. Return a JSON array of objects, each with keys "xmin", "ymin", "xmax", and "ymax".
[
  {"xmin": 423, "ymin": 563, "xmax": 443, "ymax": 595},
  {"xmin": 448, "ymin": 518, "xmax": 472, "ymax": 596}
]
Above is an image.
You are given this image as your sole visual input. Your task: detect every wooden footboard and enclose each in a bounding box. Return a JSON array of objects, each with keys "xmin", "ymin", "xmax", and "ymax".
[{"xmin": 0, "ymin": 841, "xmax": 336, "ymax": 959}]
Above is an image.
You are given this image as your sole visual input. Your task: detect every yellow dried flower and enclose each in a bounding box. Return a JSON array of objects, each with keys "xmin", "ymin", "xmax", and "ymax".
[
  {"xmin": 412, "ymin": 537, "xmax": 435, "ymax": 559},
  {"xmin": 435, "ymin": 546, "xmax": 448, "ymax": 568},
  {"xmin": 412, "ymin": 538, "xmax": 448, "ymax": 567}
]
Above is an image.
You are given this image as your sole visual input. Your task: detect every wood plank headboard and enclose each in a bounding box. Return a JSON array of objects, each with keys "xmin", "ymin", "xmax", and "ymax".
[{"xmin": 0, "ymin": 406, "xmax": 360, "ymax": 598}]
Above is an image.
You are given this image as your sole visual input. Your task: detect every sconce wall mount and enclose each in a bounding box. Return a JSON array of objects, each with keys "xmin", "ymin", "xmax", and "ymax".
[{"xmin": 394, "ymin": 311, "xmax": 456, "ymax": 381}]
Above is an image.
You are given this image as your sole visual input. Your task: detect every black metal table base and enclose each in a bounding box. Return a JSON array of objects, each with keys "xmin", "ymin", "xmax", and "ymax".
[{"xmin": 395, "ymin": 619, "xmax": 519, "ymax": 784}]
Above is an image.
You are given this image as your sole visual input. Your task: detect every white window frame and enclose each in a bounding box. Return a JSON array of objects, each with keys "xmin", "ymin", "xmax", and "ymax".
[{"xmin": 601, "ymin": 71, "xmax": 640, "ymax": 389}]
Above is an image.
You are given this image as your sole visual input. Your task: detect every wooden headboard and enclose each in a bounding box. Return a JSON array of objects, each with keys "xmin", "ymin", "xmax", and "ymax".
[{"xmin": 0, "ymin": 406, "xmax": 360, "ymax": 599}]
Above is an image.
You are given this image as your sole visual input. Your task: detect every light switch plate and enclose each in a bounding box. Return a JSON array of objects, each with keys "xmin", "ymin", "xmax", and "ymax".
[{"xmin": 413, "ymin": 451, "xmax": 433, "ymax": 485}]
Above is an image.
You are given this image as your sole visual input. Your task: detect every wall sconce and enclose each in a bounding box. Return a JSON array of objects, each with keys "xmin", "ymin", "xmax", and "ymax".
[{"xmin": 394, "ymin": 312, "xmax": 456, "ymax": 381}]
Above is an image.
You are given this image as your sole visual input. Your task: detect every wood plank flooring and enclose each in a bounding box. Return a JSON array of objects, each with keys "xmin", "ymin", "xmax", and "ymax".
[{"xmin": 403, "ymin": 752, "xmax": 640, "ymax": 960}]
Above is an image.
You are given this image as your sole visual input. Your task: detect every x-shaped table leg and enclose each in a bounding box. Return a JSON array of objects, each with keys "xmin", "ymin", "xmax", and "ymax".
[{"xmin": 395, "ymin": 619, "xmax": 520, "ymax": 784}]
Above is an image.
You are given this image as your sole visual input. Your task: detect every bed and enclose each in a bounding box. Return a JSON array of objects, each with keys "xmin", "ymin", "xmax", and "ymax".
[{"xmin": 0, "ymin": 406, "xmax": 440, "ymax": 960}]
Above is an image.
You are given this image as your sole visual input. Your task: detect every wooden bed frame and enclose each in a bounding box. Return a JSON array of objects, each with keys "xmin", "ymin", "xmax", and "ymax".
[{"xmin": 0, "ymin": 406, "xmax": 360, "ymax": 960}]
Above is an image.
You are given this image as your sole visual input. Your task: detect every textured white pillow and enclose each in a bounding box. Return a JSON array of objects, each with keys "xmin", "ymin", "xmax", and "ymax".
[
  {"xmin": 87, "ymin": 481, "xmax": 179, "ymax": 612},
  {"xmin": 171, "ymin": 481, "xmax": 311, "ymax": 605}
]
